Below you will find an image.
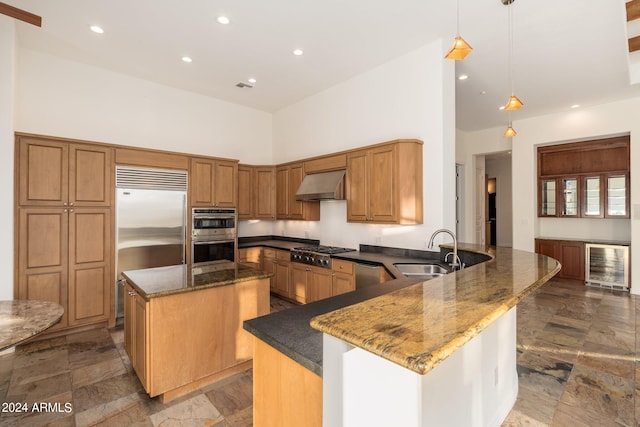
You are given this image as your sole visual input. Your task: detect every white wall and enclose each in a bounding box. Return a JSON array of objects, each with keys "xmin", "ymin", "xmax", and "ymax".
[
  {"xmin": 486, "ymin": 156, "xmax": 513, "ymax": 247},
  {"xmin": 15, "ymin": 49, "xmax": 273, "ymax": 163},
  {"xmin": 0, "ymin": 17, "xmax": 16, "ymax": 300},
  {"xmin": 462, "ymin": 98, "xmax": 639, "ymax": 294},
  {"xmin": 269, "ymin": 40, "xmax": 457, "ymax": 250}
]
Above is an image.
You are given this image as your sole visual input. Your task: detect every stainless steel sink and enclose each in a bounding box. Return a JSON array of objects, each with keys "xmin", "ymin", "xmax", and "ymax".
[{"xmin": 393, "ymin": 263, "xmax": 449, "ymax": 281}]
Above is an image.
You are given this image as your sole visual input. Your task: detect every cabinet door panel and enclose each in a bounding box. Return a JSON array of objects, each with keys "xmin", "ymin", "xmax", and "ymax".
[
  {"xmin": 214, "ymin": 160, "xmax": 238, "ymax": 207},
  {"xmin": 69, "ymin": 144, "xmax": 112, "ymax": 206},
  {"xmin": 18, "ymin": 208, "xmax": 69, "ymax": 330},
  {"xmin": 68, "ymin": 209, "xmax": 111, "ymax": 325},
  {"xmin": 309, "ymin": 268, "xmax": 332, "ymax": 303},
  {"xmin": 19, "ymin": 139, "xmax": 69, "ymax": 206},
  {"xmin": 71, "ymin": 267, "xmax": 108, "ymax": 320},
  {"xmin": 369, "ymin": 146, "xmax": 396, "ymax": 222},
  {"xmin": 190, "ymin": 159, "xmax": 215, "ymax": 206},
  {"xmin": 332, "ymin": 273, "xmax": 354, "ymax": 296},
  {"xmin": 255, "ymin": 167, "xmax": 276, "ymax": 219},
  {"xmin": 275, "ymin": 262, "xmax": 291, "ymax": 297},
  {"xmin": 237, "ymin": 166, "xmax": 252, "ymax": 219},
  {"xmin": 288, "ymin": 164, "xmax": 305, "ymax": 219},
  {"xmin": 276, "ymin": 167, "xmax": 289, "ymax": 218},
  {"xmin": 346, "ymin": 151, "xmax": 368, "ymax": 222},
  {"xmin": 134, "ymin": 294, "xmax": 148, "ymax": 387},
  {"xmin": 559, "ymin": 242, "xmax": 585, "ymax": 281},
  {"xmin": 291, "ymin": 264, "xmax": 308, "ymax": 304}
]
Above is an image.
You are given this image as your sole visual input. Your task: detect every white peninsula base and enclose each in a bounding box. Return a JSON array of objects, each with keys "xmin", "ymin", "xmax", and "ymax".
[{"xmin": 322, "ymin": 307, "xmax": 518, "ymax": 427}]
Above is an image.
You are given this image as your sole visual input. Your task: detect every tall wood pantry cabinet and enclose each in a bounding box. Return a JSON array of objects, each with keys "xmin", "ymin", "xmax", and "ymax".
[{"xmin": 15, "ymin": 134, "xmax": 114, "ymax": 333}]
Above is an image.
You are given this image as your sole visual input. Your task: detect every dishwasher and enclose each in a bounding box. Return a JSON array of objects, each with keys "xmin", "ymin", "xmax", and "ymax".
[{"xmin": 355, "ymin": 263, "xmax": 383, "ymax": 289}]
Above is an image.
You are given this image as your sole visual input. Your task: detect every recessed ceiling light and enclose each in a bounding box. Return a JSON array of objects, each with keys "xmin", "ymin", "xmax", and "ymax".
[
  {"xmin": 248, "ymin": 78, "xmax": 257, "ymax": 84},
  {"xmin": 292, "ymin": 49, "xmax": 304, "ymax": 56},
  {"xmin": 181, "ymin": 56, "xmax": 193, "ymax": 63},
  {"xmin": 217, "ymin": 16, "xmax": 230, "ymax": 25},
  {"xmin": 571, "ymin": 104, "xmax": 580, "ymax": 109},
  {"xmin": 458, "ymin": 74, "xmax": 469, "ymax": 81},
  {"xmin": 480, "ymin": 90, "xmax": 487, "ymax": 95},
  {"xmin": 90, "ymin": 25, "xmax": 104, "ymax": 34},
  {"xmin": 498, "ymin": 105, "xmax": 505, "ymax": 110}
]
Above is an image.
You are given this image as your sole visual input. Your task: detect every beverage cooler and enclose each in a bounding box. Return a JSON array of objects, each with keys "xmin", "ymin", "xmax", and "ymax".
[{"xmin": 585, "ymin": 243, "xmax": 630, "ymax": 290}]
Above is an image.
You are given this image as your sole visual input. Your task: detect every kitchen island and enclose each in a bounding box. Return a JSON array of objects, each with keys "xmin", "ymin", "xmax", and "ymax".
[
  {"xmin": 244, "ymin": 244, "xmax": 560, "ymax": 427},
  {"xmin": 122, "ymin": 261, "xmax": 271, "ymax": 402}
]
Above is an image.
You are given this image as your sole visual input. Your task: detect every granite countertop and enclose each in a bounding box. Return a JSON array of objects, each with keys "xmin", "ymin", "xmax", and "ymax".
[
  {"xmin": 310, "ymin": 245, "xmax": 560, "ymax": 375},
  {"xmin": 0, "ymin": 300, "xmax": 64, "ymax": 351},
  {"xmin": 122, "ymin": 261, "xmax": 273, "ymax": 299},
  {"xmin": 536, "ymin": 236, "xmax": 631, "ymax": 246}
]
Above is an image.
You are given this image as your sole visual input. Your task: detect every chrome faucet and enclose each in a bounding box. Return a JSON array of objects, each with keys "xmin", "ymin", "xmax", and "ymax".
[{"xmin": 428, "ymin": 228, "xmax": 461, "ymax": 270}]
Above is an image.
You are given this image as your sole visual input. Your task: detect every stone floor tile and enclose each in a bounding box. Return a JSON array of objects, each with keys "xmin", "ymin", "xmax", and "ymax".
[
  {"xmin": 505, "ymin": 385, "xmax": 558, "ymax": 425},
  {"xmin": 10, "ymin": 348, "xmax": 70, "ymax": 387},
  {"xmin": 6, "ymin": 372, "xmax": 72, "ymax": 404},
  {"xmin": 73, "ymin": 372, "xmax": 142, "ymax": 413},
  {"xmin": 149, "ymin": 394, "xmax": 224, "ymax": 426},
  {"xmin": 575, "ymin": 341, "xmax": 635, "ymax": 379},
  {"xmin": 90, "ymin": 401, "xmax": 152, "ymax": 427},
  {"xmin": 552, "ymin": 401, "xmax": 632, "ymax": 427},
  {"xmin": 559, "ymin": 364, "xmax": 634, "ymax": 426},
  {"xmin": 224, "ymin": 406, "xmax": 253, "ymax": 427},
  {"xmin": 72, "ymin": 355, "xmax": 127, "ymax": 389},
  {"xmin": 74, "ymin": 392, "xmax": 141, "ymax": 427},
  {"xmin": 204, "ymin": 371, "xmax": 253, "ymax": 417}
]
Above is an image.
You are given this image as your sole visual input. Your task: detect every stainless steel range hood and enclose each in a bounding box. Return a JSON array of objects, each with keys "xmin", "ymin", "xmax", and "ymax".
[{"xmin": 295, "ymin": 169, "xmax": 346, "ymax": 201}]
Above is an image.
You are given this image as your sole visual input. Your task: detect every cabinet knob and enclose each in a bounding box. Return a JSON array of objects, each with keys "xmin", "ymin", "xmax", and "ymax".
[
  {"xmin": 69, "ymin": 202, "xmax": 74, "ymax": 206},
  {"xmin": 63, "ymin": 202, "xmax": 68, "ymax": 206},
  {"xmin": 63, "ymin": 209, "xmax": 68, "ymax": 213},
  {"xmin": 128, "ymin": 291, "xmax": 136, "ymax": 297},
  {"xmin": 69, "ymin": 209, "xmax": 74, "ymax": 213}
]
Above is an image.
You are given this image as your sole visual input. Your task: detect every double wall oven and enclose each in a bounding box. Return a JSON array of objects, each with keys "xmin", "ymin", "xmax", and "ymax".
[{"xmin": 191, "ymin": 208, "xmax": 237, "ymax": 264}]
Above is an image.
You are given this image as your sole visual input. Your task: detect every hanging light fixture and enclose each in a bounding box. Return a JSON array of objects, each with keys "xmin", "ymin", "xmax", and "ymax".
[
  {"xmin": 504, "ymin": 122, "xmax": 517, "ymax": 137},
  {"xmin": 503, "ymin": 0, "xmax": 522, "ymax": 111},
  {"xmin": 445, "ymin": 0, "xmax": 473, "ymax": 60}
]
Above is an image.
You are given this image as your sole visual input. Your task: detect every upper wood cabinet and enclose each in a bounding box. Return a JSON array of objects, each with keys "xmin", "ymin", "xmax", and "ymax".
[
  {"xmin": 275, "ymin": 163, "xmax": 320, "ymax": 221},
  {"xmin": 238, "ymin": 165, "xmax": 276, "ymax": 220},
  {"xmin": 17, "ymin": 135, "xmax": 112, "ymax": 207},
  {"xmin": 190, "ymin": 157, "xmax": 238, "ymax": 208},
  {"xmin": 346, "ymin": 140, "xmax": 423, "ymax": 224},
  {"xmin": 537, "ymin": 136, "xmax": 630, "ymax": 218}
]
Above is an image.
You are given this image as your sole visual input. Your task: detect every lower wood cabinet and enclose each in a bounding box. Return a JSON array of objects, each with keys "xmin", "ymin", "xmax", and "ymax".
[
  {"xmin": 17, "ymin": 207, "xmax": 112, "ymax": 332},
  {"xmin": 263, "ymin": 248, "xmax": 292, "ymax": 298},
  {"xmin": 238, "ymin": 247, "xmax": 263, "ymax": 270},
  {"xmin": 290, "ymin": 259, "xmax": 355, "ymax": 304},
  {"xmin": 124, "ymin": 278, "xmax": 270, "ymax": 401},
  {"xmin": 535, "ymin": 238, "xmax": 585, "ymax": 282},
  {"xmin": 253, "ymin": 338, "xmax": 322, "ymax": 427}
]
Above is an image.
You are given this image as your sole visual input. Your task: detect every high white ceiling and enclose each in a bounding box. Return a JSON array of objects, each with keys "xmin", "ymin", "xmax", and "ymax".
[{"xmin": 7, "ymin": 0, "xmax": 640, "ymax": 132}]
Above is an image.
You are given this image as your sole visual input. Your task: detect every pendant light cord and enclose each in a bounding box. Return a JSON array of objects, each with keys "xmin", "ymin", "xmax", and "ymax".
[{"xmin": 508, "ymin": 2, "xmax": 514, "ymax": 96}]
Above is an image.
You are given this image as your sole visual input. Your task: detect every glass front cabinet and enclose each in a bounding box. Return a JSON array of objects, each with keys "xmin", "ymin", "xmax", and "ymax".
[{"xmin": 538, "ymin": 173, "xmax": 629, "ymax": 219}]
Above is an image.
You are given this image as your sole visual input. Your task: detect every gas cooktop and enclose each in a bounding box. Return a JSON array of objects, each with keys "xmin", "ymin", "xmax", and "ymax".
[{"xmin": 290, "ymin": 245, "xmax": 356, "ymax": 268}]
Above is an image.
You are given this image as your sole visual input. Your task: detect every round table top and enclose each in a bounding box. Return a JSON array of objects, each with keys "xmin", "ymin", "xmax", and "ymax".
[{"xmin": 0, "ymin": 300, "xmax": 64, "ymax": 352}]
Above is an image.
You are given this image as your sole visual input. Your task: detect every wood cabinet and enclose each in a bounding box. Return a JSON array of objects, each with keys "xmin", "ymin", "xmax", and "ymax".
[
  {"xmin": 264, "ymin": 248, "xmax": 292, "ymax": 298},
  {"xmin": 15, "ymin": 135, "xmax": 114, "ymax": 334},
  {"xmin": 190, "ymin": 157, "xmax": 238, "ymax": 208},
  {"xmin": 276, "ymin": 163, "xmax": 320, "ymax": 221},
  {"xmin": 238, "ymin": 247, "xmax": 263, "ymax": 270},
  {"xmin": 331, "ymin": 259, "xmax": 355, "ymax": 296},
  {"xmin": 124, "ymin": 278, "xmax": 269, "ymax": 401},
  {"xmin": 238, "ymin": 165, "xmax": 276, "ymax": 220},
  {"xmin": 291, "ymin": 259, "xmax": 355, "ymax": 304},
  {"xmin": 253, "ymin": 338, "xmax": 322, "ymax": 427},
  {"xmin": 346, "ymin": 140, "xmax": 423, "ymax": 224},
  {"xmin": 535, "ymin": 238, "xmax": 585, "ymax": 282},
  {"xmin": 18, "ymin": 136, "xmax": 112, "ymax": 207},
  {"xmin": 537, "ymin": 136, "xmax": 630, "ymax": 219},
  {"xmin": 124, "ymin": 282, "xmax": 148, "ymax": 388}
]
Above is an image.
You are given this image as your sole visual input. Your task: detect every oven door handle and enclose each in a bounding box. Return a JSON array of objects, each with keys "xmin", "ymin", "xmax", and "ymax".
[{"xmin": 192, "ymin": 239, "xmax": 236, "ymax": 245}]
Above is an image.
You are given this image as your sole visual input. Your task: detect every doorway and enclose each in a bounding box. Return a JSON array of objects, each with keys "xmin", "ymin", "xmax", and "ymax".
[{"xmin": 485, "ymin": 152, "xmax": 512, "ymax": 247}]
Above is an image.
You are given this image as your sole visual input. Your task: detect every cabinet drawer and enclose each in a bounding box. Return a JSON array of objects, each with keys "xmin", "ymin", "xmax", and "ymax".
[
  {"xmin": 263, "ymin": 248, "xmax": 276, "ymax": 259},
  {"xmin": 332, "ymin": 259, "xmax": 354, "ymax": 275},
  {"xmin": 276, "ymin": 250, "xmax": 291, "ymax": 261}
]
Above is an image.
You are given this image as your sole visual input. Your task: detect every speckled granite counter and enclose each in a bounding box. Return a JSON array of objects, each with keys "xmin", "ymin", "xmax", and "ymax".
[
  {"xmin": 122, "ymin": 261, "xmax": 272, "ymax": 299},
  {"xmin": 245, "ymin": 243, "xmax": 559, "ymax": 377},
  {"xmin": 536, "ymin": 236, "xmax": 630, "ymax": 246},
  {"xmin": 310, "ymin": 245, "xmax": 560, "ymax": 375},
  {"xmin": 0, "ymin": 300, "xmax": 64, "ymax": 351}
]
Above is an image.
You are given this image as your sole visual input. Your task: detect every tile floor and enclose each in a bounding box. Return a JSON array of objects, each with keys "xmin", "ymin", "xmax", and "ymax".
[{"xmin": 0, "ymin": 281, "xmax": 637, "ymax": 426}]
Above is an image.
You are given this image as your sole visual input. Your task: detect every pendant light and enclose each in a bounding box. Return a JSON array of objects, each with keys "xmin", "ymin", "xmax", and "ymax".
[
  {"xmin": 503, "ymin": 0, "xmax": 522, "ymax": 111},
  {"xmin": 445, "ymin": 0, "xmax": 473, "ymax": 60}
]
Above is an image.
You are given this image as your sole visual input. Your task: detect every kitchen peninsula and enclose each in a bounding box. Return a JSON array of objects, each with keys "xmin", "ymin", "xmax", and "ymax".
[
  {"xmin": 245, "ymin": 244, "xmax": 560, "ymax": 427},
  {"xmin": 121, "ymin": 261, "xmax": 271, "ymax": 402}
]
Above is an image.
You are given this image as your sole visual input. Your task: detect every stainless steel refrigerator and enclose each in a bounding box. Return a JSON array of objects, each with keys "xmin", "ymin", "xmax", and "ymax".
[{"xmin": 115, "ymin": 166, "xmax": 188, "ymax": 319}]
